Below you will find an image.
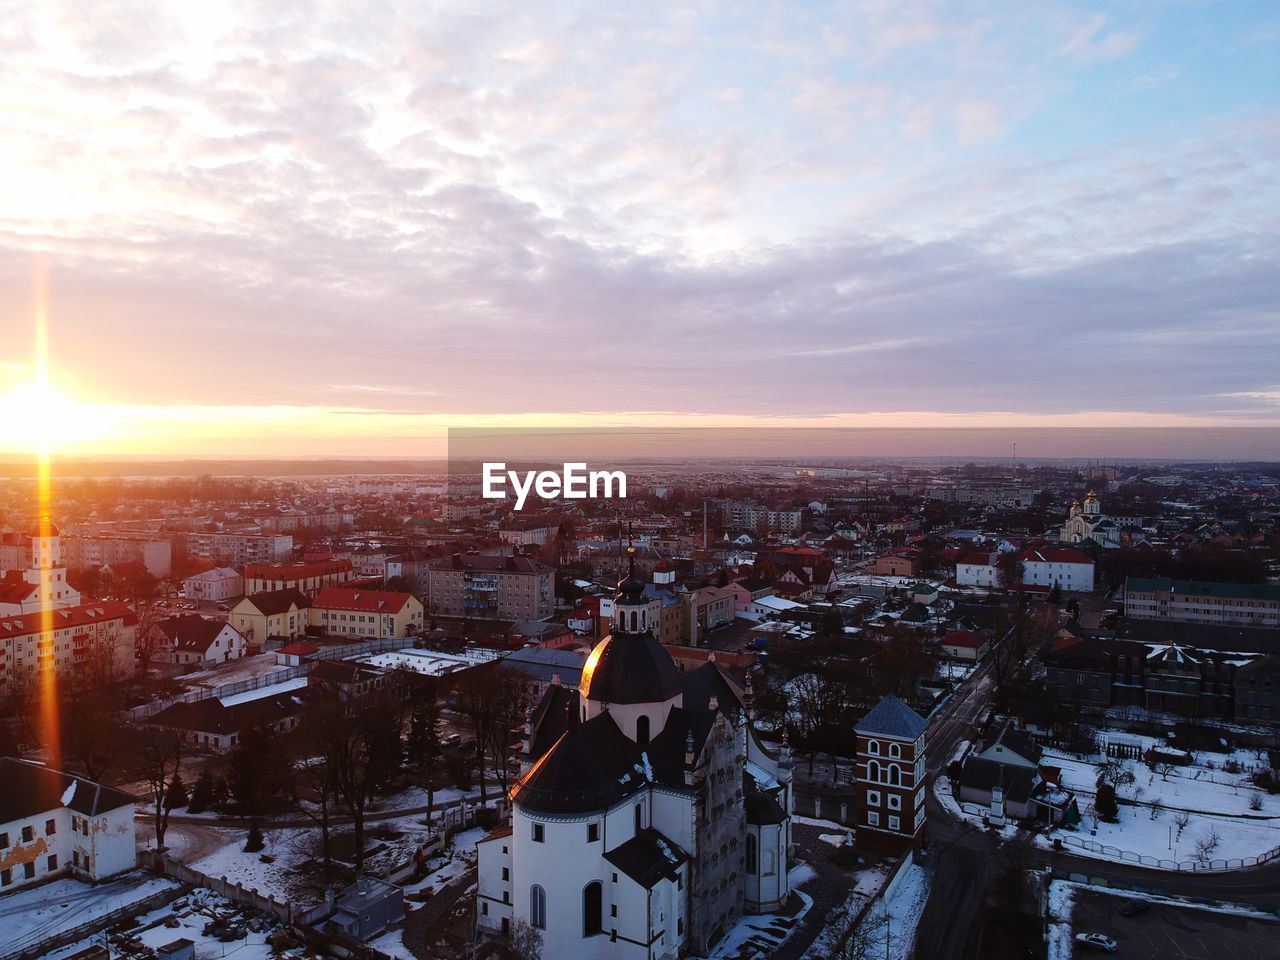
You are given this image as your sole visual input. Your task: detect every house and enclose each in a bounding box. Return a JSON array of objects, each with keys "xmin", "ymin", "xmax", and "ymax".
[
  {"xmin": 684, "ymin": 585, "xmax": 736, "ymax": 644},
  {"xmin": 181, "ymin": 567, "xmax": 243, "ymax": 603},
  {"xmin": 745, "ymin": 594, "xmax": 806, "ymax": 620},
  {"xmin": 955, "ymin": 551, "xmax": 1002, "ymax": 589},
  {"xmin": 150, "ymin": 683, "xmax": 311, "ymax": 752},
  {"xmin": 941, "ymin": 629, "xmax": 990, "ymax": 662},
  {"xmin": 871, "ymin": 550, "xmax": 919, "ymax": 577},
  {"xmin": 501, "ymin": 647, "xmax": 588, "ymax": 693},
  {"xmin": 724, "ymin": 577, "xmax": 775, "ymax": 613},
  {"xmin": 324, "ymin": 876, "xmax": 405, "ymax": 941},
  {"xmin": 275, "ymin": 642, "xmax": 321, "ymax": 666},
  {"xmin": 309, "ymin": 587, "xmax": 424, "ymax": 640},
  {"xmin": 0, "ymin": 758, "xmax": 137, "ymax": 891},
  {"xmin": 956, "ymin": 722, "xmax": 1075, "ymax": 825},
  {"xmin": 228, "ymin": 588, "xmax": 311, "ymax": 647},
  {"xmin": 152, "ymin": 615, "xmax": 248, "ymax": 666}
]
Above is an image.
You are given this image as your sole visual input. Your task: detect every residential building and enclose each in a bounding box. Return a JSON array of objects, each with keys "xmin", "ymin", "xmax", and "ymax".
[
  {"xmin": 150, "ymin": 683, "xmax": 310, "ymax": 751},
  {"xmin": 182, "ymin": 567, "xmax": 243, "ymax": 602},
  {"xmin": 955, "ymin": 551, "xmax": 1002, "ymax": 589},
  {"xmin": 1018, "ymin": 547, "xmax": 1095, "ymax": 592},
  {"xmin": 684, "ymin": 585, "xmax": 736, "ymax": 645},
  {"xmin": 179, "ymin": 532, "xmax": 293, "ymax": 566},
  {"xmin": 870, "ymin": 551, "xmax": 919, "ymax": 577},
  {"xmin": 956, "ymin": 723, "xmax": 1075, "ymax": 825},
  {"xmin": 310, "ymin": 587, "xmax": 424, "ymax": 640},
  {"xmin": 498, "ymin": 521, "xmax": 560, "ymax": 546},
  {"xmin": 62, "ymin": 534, "xmax": 172, "ymax": 577},
  {"xmin": 426, "ymin": 553, "xmax": 555, "ymax": 621},
  {"xmin": 0, "ymin": 758, "xmax": 137, "ymax": 890},
  {"xmin": 0, "ymin": 601, "xmax": 137, "ymax": 692},
  {"xmin": 854, "ymin": 695, "xmax": 927, "ymax": 853},
  {"xmin": 244, "ymin": 559, "xmax": 354, "ymax": 597},
  {"xmin": 1124, "ymin": 578, "xmax": 1280, "ymax": 628},
  {"xmin": 228, "ymin": 588, "xmax": 311, "ymax": 646},
  {"xmin": 941, "ymin": 629, "xmax": 990, "ymax": 662},
  {"xmin": 151, "ymin": 614, "xmax": 248, "ymax": 666}
]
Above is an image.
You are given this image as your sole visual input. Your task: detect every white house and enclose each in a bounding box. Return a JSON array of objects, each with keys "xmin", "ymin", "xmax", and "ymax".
[
  {"xmin": 745, "ymin": 594, "xmax": 806, "ymax": 620},
  {"xmin": 1018, "ymin": 547, "xmax": 1094, "ymax": 593},
  {"xmin": 182, "ymin": 567, "xmax": 244, "ymax": 602},
  {"xmin": 152, "ymin": 614, "xmax": 249, "ymax": 666},
  {"xmin": 0, "ymin": 758, "xmax": 137, "ymax": 891},
  {"xmin": 475, "ymin": 557, "xmax": 794, "ymax": 958},
  {"xmin": 955, "ymin": 551, "xmax": 1002, "ymax": 589}
]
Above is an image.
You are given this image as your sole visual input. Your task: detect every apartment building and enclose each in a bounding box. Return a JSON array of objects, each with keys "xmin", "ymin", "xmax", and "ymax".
[
  {"xmin": 229, "ymin": 588, "xmax": 312, "ymax": 646},
  {"xmin": 182, "ymin": 566, "xmax": 244, "ymax": 602},
  {"xmin": 61, "ymin": 534, "xmax": 172, "ymax": 577},
  {"xmin": 497, "ymin": 520, "xmax": 560, "ymax": 546},
  {"xmin": 180, "ymin": 532, "xmax": 293, "ymax": 566},
  {"xmin": 425, "ymin": 553, "xmax": 555, "ymax": 620},
  {"xmin": 0, "ymin": 601, "xmax": 138, "ymax": 692},
  {"xmin": 1125, "ymin": 577, "xmax": 1280, "ymax": 628}
]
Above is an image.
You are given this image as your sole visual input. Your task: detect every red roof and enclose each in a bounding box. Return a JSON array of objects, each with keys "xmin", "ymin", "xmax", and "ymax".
[
  {"xmin": 246, "ymin": 559, "xmax": 352, "ymax": 580},
  {"xmin": 276, "ymin": 642, "xmax": 320, "ymax": 655},
  {"xmin": 0, "ymin": 572, "xmax": 38, "ymax": 605},
  {"xmin": 943, "ymin": 629, "xmax": 987, "ymax": 648},
  {"xmin": 1019, "ymin": 547, "xmax": 1092, "ymax": 565},
  {"xmin": 311, "ymin": 587, "xmax": 414, "ymax": 613},
  {"xmin": 0, "ymin": 600, "xmax": 137, "ymax": 637},
  {"xmin": 957, "ymin": 551, "xmax": 997, "ymax": 566}
]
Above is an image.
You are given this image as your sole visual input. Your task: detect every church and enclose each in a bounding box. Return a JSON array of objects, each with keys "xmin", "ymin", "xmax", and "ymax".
[
  {"xmin": 476, "ymin": 550, "xmax": 794, "ymax": 958},
  {"xmin": 1059, "ymin": 492, "xmax": 1114, "ymax": 545}
]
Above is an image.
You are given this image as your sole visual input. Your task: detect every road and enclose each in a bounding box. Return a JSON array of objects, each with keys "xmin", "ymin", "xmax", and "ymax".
[{"xmin": 916, "ymin": 660, "xmax": 1280, "ymax": 960}]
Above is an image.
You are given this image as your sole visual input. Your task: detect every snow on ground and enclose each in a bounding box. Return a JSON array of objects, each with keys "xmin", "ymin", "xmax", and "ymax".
[
  {"xmin": 189, "ymin": 825, "xmax": 322, "ymax": 904},
  {"xmin": 791, "ymin": 814, "xmax": 846, "ymax": 830},
  {"xmin": 218, "ymin": 676, "xmax": 308, "ymax": 707},
  {"xmin": 1040, "ymin": 747, "xmax": 1280, "ymax": 865},
  {"xmin": 935, "ymin": 662, "xmax": 976, "ymax": 682},
  {"xmin": 44, "ymin": 887, "xmax": 285, "ymax": 960},
  {"xmin": 932, "ymin": 774, "xmax": 1020, "ymax": 841},
  {"xmin": 856, "ymin": 863, "xmax": 930, "ymax": 960},
  {"xmin": 369, "ymin": 927, "xmax": 419, "ymax": 960},
  {"xmin": 0, "ymin": 874, "xmax": 182, "ymax": 958},
  {"xmin": 706, "ymin": 864, "xmax": 815, "ymax": 960}
]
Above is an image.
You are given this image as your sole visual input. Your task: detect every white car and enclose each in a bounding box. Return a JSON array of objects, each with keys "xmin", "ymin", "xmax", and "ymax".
[{"xmin": 1075, "ymin": 932, "xmax": 1117, "ymax": 953}]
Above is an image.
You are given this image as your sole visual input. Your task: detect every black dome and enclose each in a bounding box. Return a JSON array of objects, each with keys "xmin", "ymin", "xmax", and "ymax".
[{"xmin": 581, "ymin": 631, "xmax": 682, "ymax": 704}]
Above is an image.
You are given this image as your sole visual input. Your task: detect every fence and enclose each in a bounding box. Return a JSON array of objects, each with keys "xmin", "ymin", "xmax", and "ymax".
[
  {"xmin": 144, "ymin": 851, "xmax": 298, "ymax": 923},
  {"xmin": 0, "ymin": 883, "xmax": 185, "ymax": 960},
  {"xmin": 1058, "ymin": 835, "xmax": 1280, "ymax": 872},
  {"xmin": 827, "ymin": 849, "xmax": 916, "ymax": 958}
]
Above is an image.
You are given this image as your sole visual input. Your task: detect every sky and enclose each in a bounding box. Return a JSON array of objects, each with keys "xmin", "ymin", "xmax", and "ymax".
[{"xmin": 0, "ymin": 0, "xmax": 1278, "ymax": 457}]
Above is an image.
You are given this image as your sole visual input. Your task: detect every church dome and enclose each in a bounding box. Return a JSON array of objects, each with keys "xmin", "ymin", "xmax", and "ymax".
[{"xmin": 581, "ymin": 630, "xmax": 682, "ymax": 704}]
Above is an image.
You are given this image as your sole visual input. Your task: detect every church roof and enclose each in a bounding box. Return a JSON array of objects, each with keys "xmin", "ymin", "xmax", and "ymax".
[
  {"xmin": 581, "ymin": 630, "xmax": 682, "ymax": 705},
  {"xmin": 855, "ymin": 694, "xmax": 927, "ymax": 740},
  {"xmin": 678, "ymin": 661, "xmax": 745, "ymax": 718},
  {"xmin": 603, "ymin": 828, "xmax": 689, "ymax": 888},
  {"xmin": 743, "ymin": 771, "xmax": 787, "ymax": 825},
  {"xmin": 513, "ymin": 712, "xmax": 647, "ymax": 814}
]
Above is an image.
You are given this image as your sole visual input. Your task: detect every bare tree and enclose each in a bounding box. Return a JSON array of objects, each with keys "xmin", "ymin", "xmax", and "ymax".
[
  {"xmin": 291, "ymin": 699, "xmax": 346, "ymax": 877},
  {"xmin": 128, "ymin": 726, "xmax": 185, "ymax": 852},
  {"xmin": 1173, "ymin": 811, "xmax": 1191, "ymax": 840},
  {"xmin": 508, "ymin": 918, "xmax": 544, "ymax": 960},
  {"xmin": 1194, "ymin": 826, "xmax": 1221, "ymax": 864}
]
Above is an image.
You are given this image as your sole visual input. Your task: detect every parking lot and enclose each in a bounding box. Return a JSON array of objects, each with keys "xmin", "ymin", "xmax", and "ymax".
[{"xmin": 1072, "ymin": 889, "xmax": 1280, "ymax": 959}]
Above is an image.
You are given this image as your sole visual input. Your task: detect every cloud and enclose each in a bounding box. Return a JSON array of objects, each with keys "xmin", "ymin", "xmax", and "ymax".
[{"xmin": 0, "ymin": 0, "xmax": 1274, "ymax": 445}]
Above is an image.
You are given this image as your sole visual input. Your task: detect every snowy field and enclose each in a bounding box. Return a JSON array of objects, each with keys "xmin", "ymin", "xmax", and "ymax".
[
  {"xmin": 0, "ymin": 874, "xmax": 181, "ymax": 959},
  {"xmin": 1041, "ymin": 744, "xmax": 1280, "ymax": 866}
]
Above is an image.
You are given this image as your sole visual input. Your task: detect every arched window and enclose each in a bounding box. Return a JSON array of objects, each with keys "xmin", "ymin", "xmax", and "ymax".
[
  {"xmin": 636, "ymin": 715, "xmax": 650, "ymax": 748},
  {"xmin": 887, "ymin": 765, "xmax": 900, "ymax": 786},
  {"xmin": 530, "ymin": 885, "xmax": 546, "ymax": 930},
  {"xmin": 867, "ymin": 759, "xmax": 881, "ymax": 783},
  {"xmin": 745, "ymin": 833, "xmax": 758, "ymax": 874},
  {"xmin": 583, "ymin": 881, "xmax": 603, "ymax": 937},
  {"xmin": 629, "ymin": 610, "xmax": 637, "ymax": 632},
  {"xmin": 868, "ymin": 739, "xmax": 880, "ymax": 755},
  {"xmin": 889, "ymin": 742, "xmax": 901, "ymax": 759}
]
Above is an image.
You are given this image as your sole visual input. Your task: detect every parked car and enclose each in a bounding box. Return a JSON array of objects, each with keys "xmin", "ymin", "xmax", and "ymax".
[
  {"xmin": 1117, "ymin": 898, "xmax": 1150, "ymax": 917},
  {"xmin": 1075, "ymin": 933, "xmax": 1118, "ymax": 953},
  {"xmin": 440, "ymin": 733, "xmax": 462, "ymax": 749}
]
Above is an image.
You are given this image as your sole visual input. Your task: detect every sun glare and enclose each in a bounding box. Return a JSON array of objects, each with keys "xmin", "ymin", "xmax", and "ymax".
[{"xmin": 0, "ymin": 379, "xmax": 113, "ymax": 454}]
